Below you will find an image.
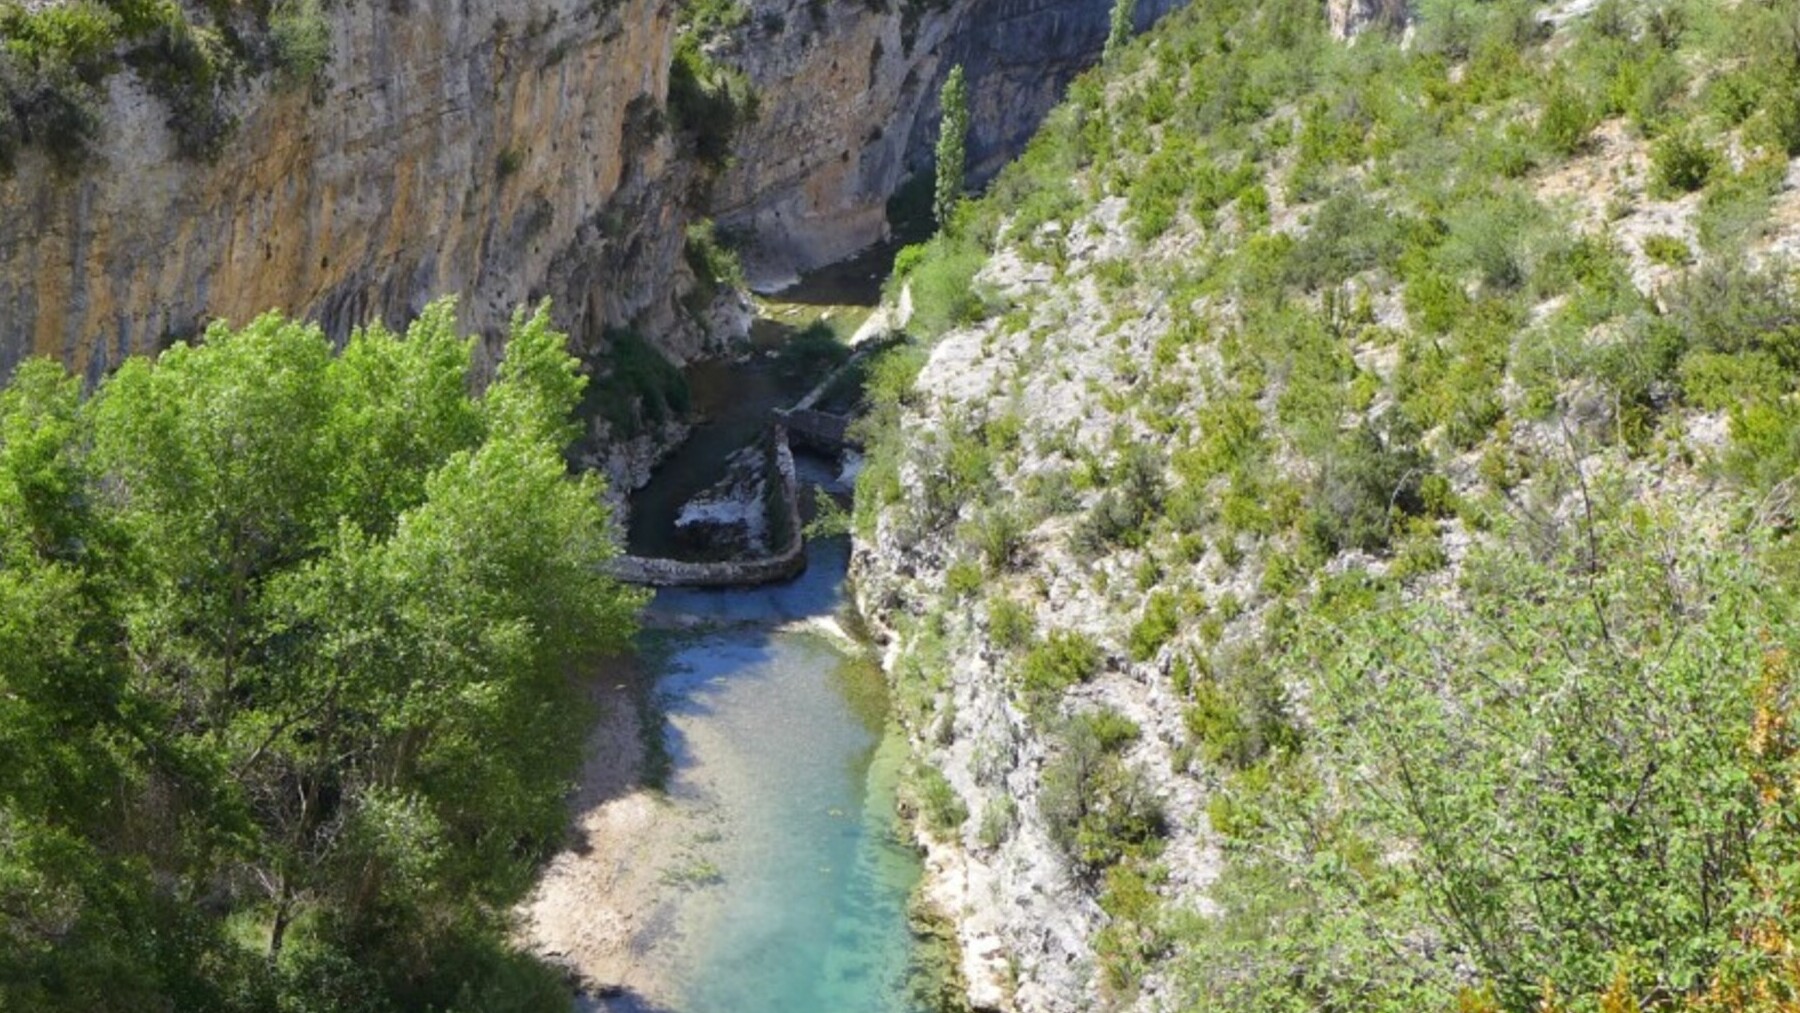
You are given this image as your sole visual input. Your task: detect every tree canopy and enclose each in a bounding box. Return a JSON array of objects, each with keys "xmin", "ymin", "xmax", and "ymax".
[{"xmin": 0, "ymin": 299, "xmax": 642, "ymax": 1011}]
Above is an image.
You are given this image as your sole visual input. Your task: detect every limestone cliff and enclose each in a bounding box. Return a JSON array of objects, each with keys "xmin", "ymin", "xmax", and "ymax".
[
  {"xmin": 0, "ymin": 0, "xmax": 698, "ymax": 381},
  {"xmin": 709, "ymin": 0, "xmax": 1185, "ymax": 290},
  {"xmin": 0, "ymin": 0, "xmax": 1186, "ymax": 381}
]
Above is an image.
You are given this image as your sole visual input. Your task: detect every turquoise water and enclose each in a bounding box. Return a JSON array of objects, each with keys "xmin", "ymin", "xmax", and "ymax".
[{"xmin": 631, "ymin": 539, "xmax": 926, "ymax": 1013}]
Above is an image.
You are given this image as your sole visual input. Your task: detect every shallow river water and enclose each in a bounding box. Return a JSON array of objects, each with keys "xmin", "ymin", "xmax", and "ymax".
[
  {"xmin": 589, "ymin": 240, "xmax": 925, "ymax": 1012},
  {"xmin": 616, "ymin": 537, "xmax": 925, "ymax": 1013}
]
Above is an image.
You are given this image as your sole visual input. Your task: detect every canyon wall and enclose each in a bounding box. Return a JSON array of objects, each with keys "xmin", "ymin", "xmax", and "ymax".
[
  {"xmin": 0, "ymin": 0, "xmax": 698, "ymax": 381},
  {"xmin": 710, "ymin": 0, "xmax": 1185, "ymax": 290},
  {"xmin": 0, "ymin": 0, "xmax": 1183, "ymax": 378}
]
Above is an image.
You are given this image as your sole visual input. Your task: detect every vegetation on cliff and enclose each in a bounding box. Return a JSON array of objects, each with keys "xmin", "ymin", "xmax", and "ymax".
[
  {"xmin": 0, "ymin": 300, "xmax": 641, "ymax": 1011},
  {"xmin": 0, "ymin": 0, "xmax": 330, "ymax": 171},
  {"xmin": 670, "ymin": 0, "xmax": 758, "ymax": 167},
  {"xmin": 860, "ymin": 0, "xmax": 1800, "ymax": 1006}
]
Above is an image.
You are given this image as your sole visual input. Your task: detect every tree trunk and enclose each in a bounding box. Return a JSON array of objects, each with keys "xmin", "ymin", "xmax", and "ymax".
[{"xmin": 268, "ymin": 878, "xmax": 293, "ymax": 960}]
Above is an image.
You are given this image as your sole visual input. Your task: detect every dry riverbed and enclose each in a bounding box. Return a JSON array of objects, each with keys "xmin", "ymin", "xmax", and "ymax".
[{"xmin": 516, "ymin": 663, "xmax": 692, "ymax": 1009}]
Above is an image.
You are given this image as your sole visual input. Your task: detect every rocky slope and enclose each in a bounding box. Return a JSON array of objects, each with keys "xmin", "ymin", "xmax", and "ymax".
[{"xmin": 851, "ymin": 0, "xmax": 1800, "ymax": 1008}]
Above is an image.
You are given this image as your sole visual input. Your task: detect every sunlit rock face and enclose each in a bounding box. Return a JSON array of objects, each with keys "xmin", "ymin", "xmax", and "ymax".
[
  {"xmin": 0, "ymin": 0, "xmax": 693, "ymax": 380},
  {"xmin": 0, "ymin": 0, "xmax": 1189, "ymax": 377},
  {"xmin": 1326, "ymin": 0, "xmax": 1412, "ymax": 38}
]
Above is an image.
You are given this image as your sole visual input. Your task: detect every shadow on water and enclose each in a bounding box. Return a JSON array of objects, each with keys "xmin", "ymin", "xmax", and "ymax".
[
  {"xmin": 623, "ymin": 354, "xmax": 810, "ymax": 561},
  {"xmin": 760, "ymin": 239, "xmax": 903, "ymax": 309},
  {"xmin": 647, "ymin": 534, "xmax": 852, "ymax": 626},
  {"xmin": 585, "ymin": 987, "xmax": 681, "ymax": 1013}
]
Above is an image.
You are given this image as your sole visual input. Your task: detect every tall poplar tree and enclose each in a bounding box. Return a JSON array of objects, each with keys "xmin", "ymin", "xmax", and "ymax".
[
  {"xmin": 933, "ymin": 64, "xmax": 970, "ymax": 230},
  {"xmin": 1106, "ymin": 0, "xmax": 1136, "ymax": 60}
]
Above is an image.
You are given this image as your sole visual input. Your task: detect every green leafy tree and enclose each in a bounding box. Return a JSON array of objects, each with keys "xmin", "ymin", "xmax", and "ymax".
[
  {"xmin": 934, "ymin": 64, "xmax": 970, "ymax": 230},
  {"xmin": 0, "ymin": 299, "xmax": 641, "ymax": 1011}
]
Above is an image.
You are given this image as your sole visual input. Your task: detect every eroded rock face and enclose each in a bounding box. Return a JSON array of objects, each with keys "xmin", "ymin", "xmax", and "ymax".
[
  {"xmin": 710, "ymin": 0, "xmax": 1186, "ymax": 290},
  {"xmin": 0, "ymin": 0, "xmax": 695, "ymax": 380},
  {"xmin": 1326, "ymin": 0, "xmax": 1412, "ymax": 38},
  {"xmin": 0, "ymin": 0, "xmax": 1191, "ymax": 378}
]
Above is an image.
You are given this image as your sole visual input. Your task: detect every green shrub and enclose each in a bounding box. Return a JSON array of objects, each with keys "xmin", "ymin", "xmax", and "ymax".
[
  {"xmin": 1680, "ymin": 350, "xmax": 1789, "ymax": 412},
  {"xmin": 1752, "ymin": 83, "xmax": 1800, "ymax": 156},
  {"xmin": 977, "ymin": 794, "xmax": 1017, "ymax": 849},
  {"xmin": 1282, "ymin": 193, "xmax": 1403, "ymax": 292},
  {"xmin": 681, "ymin": 217, "xmax": 745, "ymax": 314},
  {"xmin": 1417, "ymin": 472, "xmax": 1457, "ymax": 517},
  {"xmin": 944, "ymin": 557, "xmax": 982, "ymax": 598},
  {"xmin": 1039, "ymin": 716, "xmax": 1166, "ymax": 874},
  {"xmin": 668, "ymin": 35, "xmax": 756, "ymax": 165},
  {"xmin": 887, "ymin": 241, "xmax": 930, "ymax": 286},
  {"xmin": 1127, "ymin": 138, "xmax": 1193, "ymax": 240},
  {"xmin": 132, "ymin": 19, "xmax": 242, "ymax": 161},
  {"xmin": 1, "ymin": 1, "xmax": 122, "ymax": 64},
  {"xmin": 0, "ymin": 0, "xmax": 306, "ymax": 170},
  {"xmin": 1023, "ymin": 467, "xmax": 1080, "ymax": 516},
  {"xmin": 269, "ymin": 0, "xmax": 330, "ymax": 89},
  {"xmin": 902, "ymin": 236, "xmax": 988, "ymax": 338},
  {"xmin": 1072, "ymin": 490, "xmax": 1141, "ymax": 557},
  {"xmin": 1194, "ymin": 514, "xmax": 1800, "ymax": 1007},
  {"xmin": 684, "ymin": 218, "xmax": 743, "ymax": 289},
  {"xmin": 1649, "ymin": 131, "xmax": 1717, "ymax": 197},
  {"xmin": 1665, "ymin": 258, "xmax": 1800, "ymax": 367},
  {"xmin": 1695, "ymin": 160, "xmax": 1781, "ymax": 253},
  {"xmin": 495, "ymin": 145, "xmax": 523, "ymax": 178},
  {"xmin": 0, "ymin": 58, "xmax": 101, "ymax": 172},
  {"xmin": 1083, "ymin": 708, "xmax": 1142, "ymax": 753},
  {"xmin": 1402, "ymin": 269, "xmax": 1471, "ymax": 334},
  {"xmin": 915, "ymin": 765, "xmax": 968, "ymax": 836},
  {"xmin": 1095, "ymin": 861, "xmax": 1167, "ymax": 997},
  {"xmin": 679, "ymin": 0, "xmax": 749, "ymax": 40},
  {"xmin": 1641, "ymin": 232, "xmax": 1692, "ymax": 267},
  {"xmin": 1203, "ymin": 788, "xmax": 1261, "ymax": 840},
  {"xmin": 963, "ymin": 506, "xmax": 1025, "ymax": 572},
  {"xmin": 1128, "ymin": 591, "xmax": 1179, "ymax": 661},
  {"xmin": 986, "ymin": 595, "xmax": 1036, "ymax": 649},
  {"xmin": 1303, "ymin": 419, "xmax": 1430, "ymax": 555},
  {"xmin": 1444, "ymin": 191, "xmax": 1543, "ymax": 293},
  {"xmin": 1727, "ymin": 398, "xmax": 1800, "ymax": 490},
  {"xmin": 584, "ymin": 327, "xmax": 690, "ymax": 439},
  {"xmin": 1388, "ymin": 517, "xmax": 1448, "ymax": 578},
  {"xmin": 1182, "ymin": 645, "xmax": 1298, "ymax": 771},
  {"xmin": 1017, "ymin": 630, "xmax": 1103, "ymax": 694},
  {"xmin": 1538, "ymin": 79, "xmax": 1596, "ymax": 156}
]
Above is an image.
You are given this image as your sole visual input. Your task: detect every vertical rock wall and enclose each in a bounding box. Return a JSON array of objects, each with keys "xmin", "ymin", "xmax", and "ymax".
[
  {"xmin": 0, "ymin": 0, "xmax": 1191, "ymax": 379},
  {"xmin": 710, "ymin": 0, "xmax": 1186, "ymax": 291},
  {"xmin": 0, "ymin": 0, "xmax": 695, "ymax": 380}
]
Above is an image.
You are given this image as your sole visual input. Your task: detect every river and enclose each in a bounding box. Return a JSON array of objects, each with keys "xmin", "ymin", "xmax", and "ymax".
[
  {"xmin": 535, "ymin": 247, "xmax": 931, "ymax": 1013},
  {"xmin": 626, "ymin": 537, "xmax": 924, "ymax": 1013}
]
